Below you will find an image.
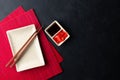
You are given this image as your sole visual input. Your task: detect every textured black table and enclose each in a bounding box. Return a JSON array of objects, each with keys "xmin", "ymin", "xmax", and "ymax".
[{"xmin": 0, "ymin": 0, "xmax": 119, "ymax": 80}]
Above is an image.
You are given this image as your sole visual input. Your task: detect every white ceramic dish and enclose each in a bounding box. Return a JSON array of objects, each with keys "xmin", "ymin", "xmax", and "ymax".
[
  {"xmin": 6, "ymin": 24, "xmax": 45, "ymax": 72},
  {"xmin": 45, "ymin": 20, "xmax": 70, "ymax": 46}
]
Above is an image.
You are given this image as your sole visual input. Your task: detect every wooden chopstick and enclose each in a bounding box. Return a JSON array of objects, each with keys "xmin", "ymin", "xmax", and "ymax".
[{"xmin": 6, "ymin": 27, "xmax": 42, "ymax": 68}]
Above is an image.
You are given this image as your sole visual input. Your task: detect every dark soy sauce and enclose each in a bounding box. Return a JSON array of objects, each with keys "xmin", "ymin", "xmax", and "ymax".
[{"xmin": 46, "ymin": 23, "xmax": 61, "ymax": 36}]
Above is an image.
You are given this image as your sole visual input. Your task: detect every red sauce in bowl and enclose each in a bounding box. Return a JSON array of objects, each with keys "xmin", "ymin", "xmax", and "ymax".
[{"xmin": 53, "ymin": 30, "xmax": 68, "ymax": 44}]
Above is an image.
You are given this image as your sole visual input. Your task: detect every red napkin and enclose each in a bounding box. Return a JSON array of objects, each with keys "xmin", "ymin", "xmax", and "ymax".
[{"xmin": 0, "ymin": 6, "xmax": 63, "ymax": 80}]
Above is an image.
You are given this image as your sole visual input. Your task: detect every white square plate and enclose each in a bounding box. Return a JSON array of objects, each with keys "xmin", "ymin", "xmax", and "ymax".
[{"xmin": 6, "ymin": 24, "xmax": 45, "ymax": 72}]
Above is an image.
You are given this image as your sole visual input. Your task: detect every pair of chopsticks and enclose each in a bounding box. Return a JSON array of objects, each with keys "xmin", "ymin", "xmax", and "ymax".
[{"xmin": 6, "ymin": 27, "xmax": 42, "ymax": 68}]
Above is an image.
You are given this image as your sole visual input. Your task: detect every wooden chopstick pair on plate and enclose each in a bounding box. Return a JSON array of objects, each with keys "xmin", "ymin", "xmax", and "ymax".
[{"xmin": 6, "ymin": 27, "xmax": 42, "ymax": 68}]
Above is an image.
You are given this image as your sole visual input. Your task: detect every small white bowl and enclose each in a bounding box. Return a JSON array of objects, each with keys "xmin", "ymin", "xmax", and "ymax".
[{"xmin": 45, "ymin": 20, "xmax": 70, "ymax": 46}]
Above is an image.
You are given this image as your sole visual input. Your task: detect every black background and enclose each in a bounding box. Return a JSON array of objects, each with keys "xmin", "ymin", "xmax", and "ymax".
[{"xmin": 0, "ymin": 0, "xmax": 119, "ymax": 80}]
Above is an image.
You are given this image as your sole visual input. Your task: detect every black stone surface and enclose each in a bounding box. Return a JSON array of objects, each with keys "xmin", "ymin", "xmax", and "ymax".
[{"xmin": 0, "ymin": 0, "xmax": 119, "ymax": 80}]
